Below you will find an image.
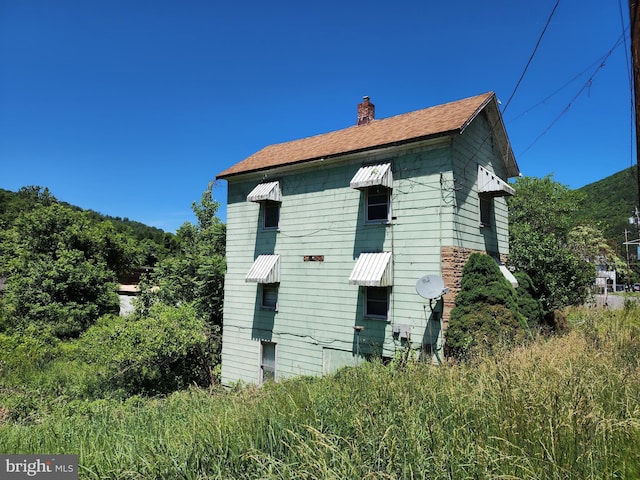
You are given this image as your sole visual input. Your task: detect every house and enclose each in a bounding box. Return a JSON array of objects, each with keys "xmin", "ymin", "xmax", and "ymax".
[
  {"xmin": 595, "ymin": 265, "xmax": 616, "ymax": 293},
  {"xmin": 117, "ymin": 267, "xmax": 154, "ymax": 316},
  {"xmin": 216, "ymin": 92, "xmax": 520, "ymax": 386}
]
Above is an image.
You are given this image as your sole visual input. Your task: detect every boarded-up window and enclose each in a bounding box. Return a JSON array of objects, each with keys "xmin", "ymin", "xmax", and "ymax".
[{"xmin": 322, "ymin": 348, "xmax": 359, "ymax": 375}]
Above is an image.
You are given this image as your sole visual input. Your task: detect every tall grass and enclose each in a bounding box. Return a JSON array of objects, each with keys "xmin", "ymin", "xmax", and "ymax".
[{"xmin": 1, "ymin": 307, "xmax": 639, "ymax": 479}]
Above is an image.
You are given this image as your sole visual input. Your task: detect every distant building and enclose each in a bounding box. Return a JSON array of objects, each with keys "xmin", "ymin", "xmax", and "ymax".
[
  {"xmin": 595, "ymin": 265, "xmax": 616, "ymax": 293},
  {"xmin": 117, "ymin": 267, "xmax": 153, "ymax": 316},
  {"xmin": 216, "ymin": 92, "xmax": 520, "ymax": 386},
  {"xmin": 118, "ymin": 284, "xmax": 139, "ymax": 316}
]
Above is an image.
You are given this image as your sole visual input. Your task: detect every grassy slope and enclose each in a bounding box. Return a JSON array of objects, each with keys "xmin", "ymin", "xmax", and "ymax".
[{"xmin": 1, "ymin": 307, "xmax": 639, "ymax": 479}]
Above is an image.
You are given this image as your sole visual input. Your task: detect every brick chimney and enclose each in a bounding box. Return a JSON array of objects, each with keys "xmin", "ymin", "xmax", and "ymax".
[{"xmin": 357, "ymin": 96, "xmax": 375, "ymax": 125}]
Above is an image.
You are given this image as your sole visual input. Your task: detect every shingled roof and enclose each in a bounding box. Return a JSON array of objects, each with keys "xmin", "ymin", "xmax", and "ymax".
[{"xmin": 217, "ymin": 92, "xmax": 517, "ymax": 179}]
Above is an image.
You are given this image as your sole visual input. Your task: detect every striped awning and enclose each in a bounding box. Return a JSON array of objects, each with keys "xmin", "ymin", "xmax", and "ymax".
[
  {"xmin": 478, "ymin": 165, "xmax": 515, "ymax": 197},
  {"xmin": 349, "ymin": 252, "xmax": 393, "ymax": 287},
  {"xmin": 350, "ymin": 163, "xmax": 393, "ymax": 189},
  {"xmin": 247, "ymin": 181, "xmax": 282, "ymax": 202},
  {"xmin": 246, "ymin": 255, "xmax": 280, "ymax": 283}
]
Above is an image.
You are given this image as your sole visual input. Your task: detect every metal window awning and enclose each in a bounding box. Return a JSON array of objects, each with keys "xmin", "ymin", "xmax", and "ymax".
[
  {"xmin": 478, "ymin": 165, "xmax": 515, "ymax": 197},
  {"xmin": 349, "ymin": 252, "xmax": 393, "ymax": 287},
  {"xmin": 350, "ymin": 163, "xmax": 393, "ymax": 189},
  {"xmin": 499, "ymin": 265, "xmax": 519, "ymax": 288},
  {"xmin": 247, "ymin": 181, "xmax": 282, "ymax": 202},
  {"xmin": 246, "ymin": 254, "xmax": 280, "ymax": 283}
]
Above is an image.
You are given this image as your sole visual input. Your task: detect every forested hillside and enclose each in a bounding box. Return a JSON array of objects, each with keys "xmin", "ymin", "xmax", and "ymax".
[
  {"xmin": 0, "ymin": 186, "xmax": 169, "ymax": 246},
  {"xmin": 574, "ymin": 165, "xmax": 639, "ymax": 250}
]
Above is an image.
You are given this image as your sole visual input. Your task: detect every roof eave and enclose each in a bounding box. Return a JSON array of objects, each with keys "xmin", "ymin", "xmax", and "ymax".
[
  {"xmin": 216, "ymin": 130, "xmax": 458, "ymax": 180},
  {"xmin": 481, "ymin": 95, "xmax": 520, "ymax": 178}
]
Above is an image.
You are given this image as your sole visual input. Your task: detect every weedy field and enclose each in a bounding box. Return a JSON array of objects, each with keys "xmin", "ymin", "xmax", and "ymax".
[{"xmin": 1, "ymin": 305, "xmax": 639, "ymax": 479}]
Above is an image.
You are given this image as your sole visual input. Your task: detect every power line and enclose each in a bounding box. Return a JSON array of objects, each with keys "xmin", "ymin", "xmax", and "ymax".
[
  {"xmin": 518, "ymin": 34, "xmax": 626, "ymax": 157},
  {"xmin": 461, "ymin": 1, "xmax": 561, "ymax": 178},
  {"xmin": 618, "ymin": 0, "xmax": 635, "ymax": 169},
  {"xmin": 506, "ymin": 55, "xmax": 610, "ymax": 124},
  {"xmin": 501, "ymin": 0, "xmax": 561, "ymax": 115}
]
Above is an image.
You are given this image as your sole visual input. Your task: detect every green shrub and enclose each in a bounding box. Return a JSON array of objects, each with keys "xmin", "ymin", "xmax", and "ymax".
[
  {"xmin": 447, "ymin": 253, "xmax": 527, "ymax": 359},
  {"xmin": 514, "ymin": 270, "xmax": 545, "ymax": 329},
  {"xmin": 78, "ymin": 304, "xmax": 215, "ymax": 396}
]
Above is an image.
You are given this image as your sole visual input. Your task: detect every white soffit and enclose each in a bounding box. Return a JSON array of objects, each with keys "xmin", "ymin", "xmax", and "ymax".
[
  {"xmin": 350, "ymin": 163, "xmax": 393, "ymax": 189},
  {"xmin": 499, "ymin": 265, "xmax": 519, "ymax": 288},
  {"xmin": 246, "ymin": 254, "xmax": 280, "ymax": 283},
  {"xmin": 247, "ymin": 181, "xmax": 282, "ymax": 202},
  {"xmin": 478, "ymin": 165, "xmax": 515, "ymax": 197},
  {"xmin": 349, "ymin": 252, "xmax": 393, "ymax": 287}
]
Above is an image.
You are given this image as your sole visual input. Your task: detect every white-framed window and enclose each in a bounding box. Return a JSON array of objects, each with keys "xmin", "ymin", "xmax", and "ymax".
[
  {"xmin": 365, "ymin": 286, "xmax": 390, "ymax": 319},
  {"xmin": 366, "ymin": 186, "xmax": 391, "ymax": 223},
  {"xmin": 263, "ymin": 201, "xmax": 280, "ymax": 230},
  {"xmin": 261, "ymin": 283, "xmax": 279, "ymax": 310},
  {"xmin": 260, "ymin": 341, "xmax": 276, "ymax": 384},
  {"xmin": 479, "ymin": 195, "xmax": 492, "ymax": 228}
]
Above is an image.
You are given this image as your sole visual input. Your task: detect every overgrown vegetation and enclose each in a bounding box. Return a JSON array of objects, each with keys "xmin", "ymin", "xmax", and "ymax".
[
  {"xmin": 446, "ymin": 253, "xmax": 529, "ymax": 359},
  {"xmin": 0, "ymin": 184, "xmax": 225, "ymax": 400},
  {"xmin": 0, "ymin": 173, "xmax": 637, "ymax": 477},
  {"xmin": 0, "ymin": 201, "xmax": 137, "ymax": 338},
  {"xmin": 0, "ymin": 307, "xmax": 638, "ymax": 479},
  {"xmin": 507, "ymin": 175, "xmax": 626, "ymax": 321}
]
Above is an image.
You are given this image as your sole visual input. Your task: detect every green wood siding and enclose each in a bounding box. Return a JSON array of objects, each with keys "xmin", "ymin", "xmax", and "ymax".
[
  {"xmin": 449, "ymin": 111, "xmax": 511, "ymax": 255},
  {"xmin": 221, "ymin": 113, "xmax": 512, "ymax": 385}
]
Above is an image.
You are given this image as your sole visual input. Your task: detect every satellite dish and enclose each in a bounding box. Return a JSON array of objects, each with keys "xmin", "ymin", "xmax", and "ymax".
[{"xmin": 415, "ymin": 275, "xmax": 446, "ymax": 299}]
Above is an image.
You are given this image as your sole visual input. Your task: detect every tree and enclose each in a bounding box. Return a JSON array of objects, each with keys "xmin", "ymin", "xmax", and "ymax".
[
  {"xmin": 0, "ymin": 186, "xmax": 56, "ymax": 229},
  {"xmin": 134, "ymin": 183, "xmax": 226, "ymax": 376},
  {"xmin": 508, "ymin": 175, "xmax": 582, "ymax": 239},
  {"xmin": 0, "ymin": 203, "xmax": 138, "ymax": 338},
  {"xmin": 446, "ymin": 253, "xmax": 528, "ymax": 359},
  {"xmin": 509, "ymin": 225, "xmax": 594, "ymax": 314},
  {"xmin": 137, "ymin": 183, "xmax": 226, "ymax": 328},
  {"xmin": 507, "ymin": 176, "xmax": 594, "ymax": 318},
  {"xmin": 567, "ymin": 224, "xmax": 627, "ymax": 273}
]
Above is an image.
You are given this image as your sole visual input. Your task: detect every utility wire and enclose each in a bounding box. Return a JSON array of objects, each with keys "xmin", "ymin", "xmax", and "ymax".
[
  {"xmin": 461, "ymin": 0, "xmax": 560, "ymax": 177},
  {"xmin": 519, "ymin": 34, "xmax": 626, "ymax": 157},
  {"xmin": 501, "ymin": 0, "xmax": 561, "ymax": 115},
  {"xmin": 506, "ymin": 54, "xmax": 609, "ymax": 124},
  {"xmin": 620, "ymin": 0, "xmax": 635, "ymax": 170}
]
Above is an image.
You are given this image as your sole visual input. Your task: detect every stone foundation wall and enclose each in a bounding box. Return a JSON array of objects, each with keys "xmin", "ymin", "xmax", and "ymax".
[{"xmin": 440, "ymin": 246, "xmax": 510, "ymax": 333}]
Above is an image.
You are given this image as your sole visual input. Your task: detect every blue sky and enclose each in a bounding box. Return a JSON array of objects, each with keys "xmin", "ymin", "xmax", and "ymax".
[{"xmin": 0, "ymin": 1, "xmax": 632, "ymax": 232}]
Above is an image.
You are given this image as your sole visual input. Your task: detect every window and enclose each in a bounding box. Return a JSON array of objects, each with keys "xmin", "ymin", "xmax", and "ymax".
[
  {"xmin": 479, "ymin": 195, "xmax": 492, "ymax": 227},
  {"xmin": 366, "ymin": 186, "xmax": 390, "ymax": 223},
  {"xmin": 263, "ymin": 201, "xmax": 280, "ymax": 229},
  {"xmin": 365, "ymin": 287, "xmax": 389, "ymax": 319},
  {"xmin": 260, "ymin": 341, "xmax": 276, "ymax": 384},
  {"xmin": 246, "ymin": 181, "xmax": 281, "ymax": 231},
  {"xmin": 261, "ymin": 283, "xmax": 279, "ymax": 310}
]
